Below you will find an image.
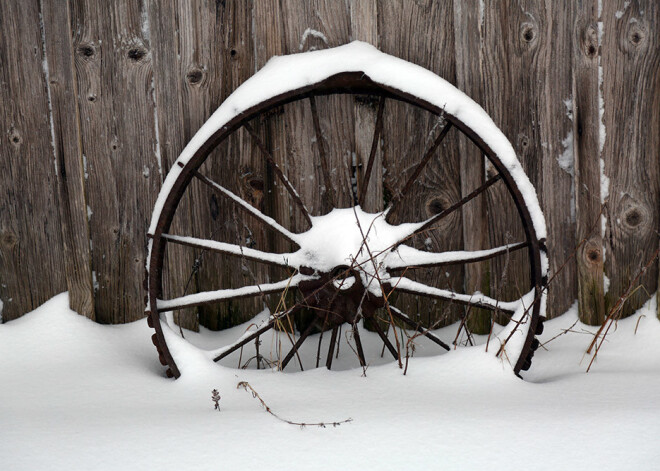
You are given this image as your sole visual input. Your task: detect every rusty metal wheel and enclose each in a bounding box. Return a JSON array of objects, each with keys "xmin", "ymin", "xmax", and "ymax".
[{"xmin": 146, "ymin": 42, "xmax": 547, "ymax": 379}]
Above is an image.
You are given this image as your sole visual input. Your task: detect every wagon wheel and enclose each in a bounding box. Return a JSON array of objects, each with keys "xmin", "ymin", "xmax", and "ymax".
[{"xmin": 146, "ymin": 42, "xmax": 547, "ymax": 379}]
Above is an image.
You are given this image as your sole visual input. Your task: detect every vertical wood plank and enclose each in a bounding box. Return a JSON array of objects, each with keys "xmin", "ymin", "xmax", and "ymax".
[
  {"xmin": 474, "ymin": 2, "xmax": 540, "ymax": 319},
  {"xmin": 574, "ymin": 0, "xmax": 605, "ymax": 325},
  {"xmin": 71, "ymin": 0, "xmax": 161, "ymax": 323},
  {"xmin": 379, "ymin": 0, "xmax": 464, "ymax": 328},
  {"xmin": 279, "ymin": 0, "xmax": 355, "ymax": 219},
  {"xmin": 600, "ymin": 0, "xmax": 659, "ymax": 318},
  {"xmin": 0, "ymin": 1, "xmax": 67, "ymax": 321},
  {"xmin": 452, "ymin": 0, "xmax": 491, "ymax": 332},
  {"xmin": 455, "ymin": 1, "xmax": 577, "ymax": 324},
  {"xmin": 538, "ymin": 1, "xmax": 579, "ymax": 318},
  {"xmin": 146, "ymin": 0, "xmax": 197, "ymax": 329},
  {"xmin": 350, "ymin": 0, "xmax": 382, "ymax": 213},
  {"xmin": 159, "ymin": 0, "xmax": 263, "ymax": 331},
  {"xmin": 41, "ymin": 0, "xmax": 95, "ymax": 319}
]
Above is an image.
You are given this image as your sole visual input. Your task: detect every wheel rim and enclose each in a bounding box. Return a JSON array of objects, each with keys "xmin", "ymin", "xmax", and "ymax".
[{"xmin": 146, "ymin": 45, "xmax": 547, "ymax": 379}]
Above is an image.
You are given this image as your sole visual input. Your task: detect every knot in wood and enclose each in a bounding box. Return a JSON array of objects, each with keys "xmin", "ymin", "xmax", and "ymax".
[
  {"xmin": 128, "ymin": 47, "xmax": 147, "ymax": 62},
  {"xmin": 626, "ymin": 23, "xmax": 647, "ymax": 49},
  {"xmin": 520, "ymin": 23, "xmax": 536, "ymax": 43},
  {"xmin": 186, "ymin": 67, "xmax": 204, "ymax": 85},
  {"xmin": 77, "ymin": 44, "xmax": 95, "ymax": 58},
  {"xmin": 8, "ymin": 129, "xmax": 22, "ymax": 146},
  {"xmin": 586, "ymin": 247, "xmax": 601, "ymax": 263},
  {"xmin": 0, "ymin": 230, "xmax": 18, "ymax": 249},
  {"xmin": 583, "ymin": 24, "xmax": 599, "ymax": 58}
]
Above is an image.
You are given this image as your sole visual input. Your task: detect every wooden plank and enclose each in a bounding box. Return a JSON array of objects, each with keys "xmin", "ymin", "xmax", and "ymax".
[
  {"xmin": 0, "ymin": 0, "xmax": 67, "ymax": 322},
  {"xmin": 350, "ymin": 0, "xmax": 382, "ymax": 213},
  {"xmin": 378, "ymin": 0, "xmax": 464, "ymax": 329},
  {"xmin": 70, "ymin": 0, "xmax": 161, "ymax": 323},
  {"xmin": 600, "ymin": 0, "xmax": 659, "ymax": 318},
  {"xmin": 261, "ymin": 1, "xmax": 354, "ymax": 332},
  {"xmin": 279, "ymin": 0, "xmax": 355, "ymax": 217},
  {"xmin": 537, "ymin": 1, "xmax": 579, "ymax": 318},
  {"xmin": 41, "ymin": 0, "xmax": 95, "ymax": 319},
  {"xmin": 573, "ymin": 0, "xmax": 605, "ymax": 325},
  {"xmin": 146, "ymin": 0, "xmax": 198, "ymax": 330},
  {"xmin": 157, "ymin": 0, "xmax": 264, "ymax": 331},
  {"xmin": 452, "ymin": 0, "xmax": 492, "ymax": 333}
]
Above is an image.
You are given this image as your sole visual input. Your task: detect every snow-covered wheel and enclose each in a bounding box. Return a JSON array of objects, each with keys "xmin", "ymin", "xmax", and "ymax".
[{"xmin": 146, "ymin": 42, "xmax": 547, "ymax": 379}]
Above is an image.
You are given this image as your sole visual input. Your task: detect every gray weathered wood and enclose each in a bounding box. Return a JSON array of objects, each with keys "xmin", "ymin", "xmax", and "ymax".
[
  {"xmin": 146, "ymin": 0, "xmax": 198, "ymax": 330},
  {"xmin": 600, "ymin": 0, "xmax": 659, "ymax": 318},
  {"xmin": 574, "ymin": 0, "xmax": 606, "ymax": 325},
  {"xmin": 1, "ymin": 1, "xmax": 658, "ymax": 329},
  {"xmin": 379, "ymin": 0, "xmax": 464, "ymax": 328},
  {"xmin": 70, "ymin": 0, "xmax": 161, "ymax": 323},
  {"xmin": 0, "ymin": 0, "xmax": 67, "ymax": 321},
  {"xmin": 41, "ymin": 0, "xmax": 95, "ymax": 320},
  {"xmin": 537, "ymin": 1, "xmax": 579, "ymax": 318}
]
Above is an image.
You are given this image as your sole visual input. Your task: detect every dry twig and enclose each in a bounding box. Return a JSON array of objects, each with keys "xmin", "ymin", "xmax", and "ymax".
[{"xmin": 237, "ymin": 381, "xmax": 352, "ymax": 428}]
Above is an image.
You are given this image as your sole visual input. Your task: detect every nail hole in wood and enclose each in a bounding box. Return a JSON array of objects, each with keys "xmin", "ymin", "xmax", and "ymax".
[
  {"xmin": 87, "ymin": 94, "xmax": 96, "ymax": 102},
  {"xmin": 230, "ymin": 49, "xmax": 237, "ymax": 57}
]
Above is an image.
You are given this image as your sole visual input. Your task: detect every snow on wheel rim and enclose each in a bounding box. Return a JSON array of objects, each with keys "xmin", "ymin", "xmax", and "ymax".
[{"xmin": 145, "ymin": 41, "xmax": 548, "ymax": 380}]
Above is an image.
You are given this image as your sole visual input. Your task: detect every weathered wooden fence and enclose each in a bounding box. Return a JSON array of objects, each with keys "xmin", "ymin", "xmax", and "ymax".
[{"xmin": 1, "ymin": 0, "xmax": 658, "ymax": 326}]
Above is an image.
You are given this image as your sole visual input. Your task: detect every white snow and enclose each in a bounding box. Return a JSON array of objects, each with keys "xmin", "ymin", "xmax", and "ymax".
[
  {"xmin": 1, "ymin": 292, "xmax": 658, "ymax": 470},
  {"xmin": 615, "ymin": 1, "xmax": 631, "ymax": 19},
  {"xmin": 299, "ymin": 28, "xmax": 329, "ymax": 51},
  {"xmin": 148, "ymin": 41, "xmax": 547, "ymax": 244}
]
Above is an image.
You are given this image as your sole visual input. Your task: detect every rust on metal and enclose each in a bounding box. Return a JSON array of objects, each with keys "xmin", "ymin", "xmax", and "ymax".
[{"xmin": 146, "ymin": 71, "xmax": 545, "ymax": 379}]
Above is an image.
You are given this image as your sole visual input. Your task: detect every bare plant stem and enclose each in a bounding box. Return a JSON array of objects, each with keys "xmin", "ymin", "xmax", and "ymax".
[
  {"xmin": 585, "ymin": 246, "xmax": 660, "ymax": 372},
  {"xmin": 237, "ymin": 381, "xmax": 352, "ymax": 428}
]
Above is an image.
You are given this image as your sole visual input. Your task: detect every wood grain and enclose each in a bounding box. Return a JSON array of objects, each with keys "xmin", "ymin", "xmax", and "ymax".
[
  {"xmin": 146, "ymin": 0, "xmax": 198, "ymax": 330},
  {"xmin": 573, "ymin": 0, "xmax": 606, "ymax": 325},
  {"xmin": 1, "ymin": 1, "xmax": 658, "ymax": 328},
  {"xmin": 70, "ymin": 0, "xmax": 161, "ymax": 323},
  {"xmin": 350, "ymin": 0, "xmax": 382, "ymax": 213},
  {"xmin": 379, "ymin": 0, "xmax": 464, "ymax": 328},
  {"xmin": 0, "ymin": 0, "xmax": 67, "ymax": 321},
  {"xmin": 600, "ymin": 0, "xmax": 659, "ymax": 318},
  {"xmin": 41, "ymin": 0, "xmax": 95, "ymax": 319}
]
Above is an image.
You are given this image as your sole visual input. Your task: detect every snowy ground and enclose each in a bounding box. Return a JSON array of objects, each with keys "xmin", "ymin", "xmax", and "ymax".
[{"xmin": 1, "ymin": 293, "xmax": 658, "ymax": 471}]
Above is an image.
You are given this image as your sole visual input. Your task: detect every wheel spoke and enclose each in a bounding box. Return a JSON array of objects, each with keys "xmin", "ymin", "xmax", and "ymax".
[
  {"xmin": 326, "ymin": 325, "xmax": 339, "ymax": 370},
  {"xmin": 387, "ymin": 241, "xmax": 528, "ymax": 270},
  {"xmin": 391, "ymin": 173, "xmax": 503, "ymax": 248},
  {"xmin": 371, "ymin": 319, "xmax": 399, "ymax": 360},
  {"xmin": 309, "ymin": 95, "xmax": 336, "ymax": 209},
  {"xmin": 388, "ymin": 305, "xmax": 451, "ymax": 351},
  {"xmin": 358, "ymin": 95, "xmax": 386, "ymax": 207},
  {"xmin": 388, "ymin": 122, "xmax": 453, "ymax": 209},
  {"xmin": 243, "ymin": 122, "xmax": 313, "ymax": 227},
  {"xmin": 156, "ymin": 274, "xmax": 307, "ymax": 312},
  {"xmin": 162, "ymin": 233, "xmax": 300, "ymax": 268},
  {"xmin": 387, "ymin": 277, "xmax": 518, "ymax": 313},
  {"xmin": 191, "ymin": 169, "xmax": 299, "ymax": 245},
  {"xmin": 352, "ymin": 323, "xmax": 367, "ymax": 367},
  {"xmin": 212, "ymin": 317, "xmax": 277, "ymax": 363},
  {"xmin": 280, "ymin": 320, "xmax": 318, "ymax": 371}
]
